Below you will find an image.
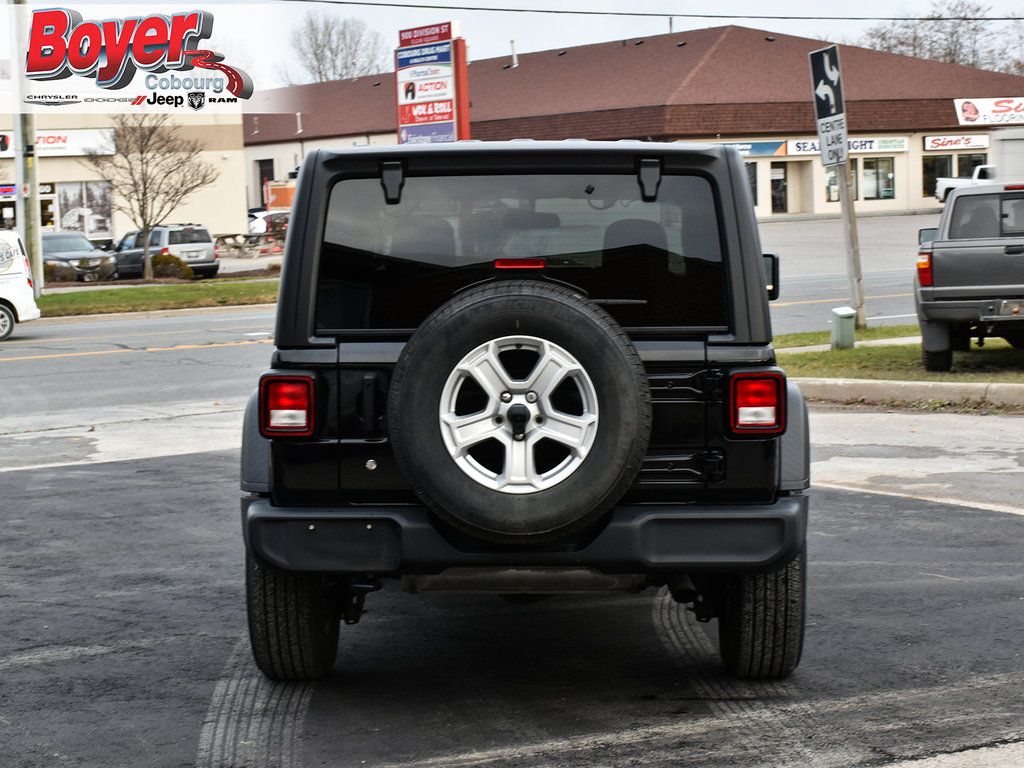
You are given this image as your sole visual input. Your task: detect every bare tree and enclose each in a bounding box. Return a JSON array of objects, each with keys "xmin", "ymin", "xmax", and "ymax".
[
  {"xmin": 288, "ymin": 12, "xmax": 390, "ymax": 83},
  {"xmin": 81, "ymin": 114, "xmax": 218, "ymax": 279},
  {"xmin": 1006, "ymin": 15, "xmax": 1024, "ymax": 76},
  {"xmin": 853, "ymin": 0, "xmax": 1009, "ymax": 72}
]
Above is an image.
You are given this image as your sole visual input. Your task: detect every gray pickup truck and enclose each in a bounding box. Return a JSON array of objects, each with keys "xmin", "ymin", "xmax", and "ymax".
[{"xmin": 916, "ymin": 182, "xmax": 1024, "ymax": 371}]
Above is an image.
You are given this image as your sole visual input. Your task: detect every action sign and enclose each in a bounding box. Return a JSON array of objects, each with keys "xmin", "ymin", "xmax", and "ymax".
[{"xmin": 809, "ymin": 45, "xmax": 847, "ymax": 166}]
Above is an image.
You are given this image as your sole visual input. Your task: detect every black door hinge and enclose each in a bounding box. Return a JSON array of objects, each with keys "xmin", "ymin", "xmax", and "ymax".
[
  {"xmin": 702, "ymin": 449, "xmax": 726, "ymax": 483},
  {"xmin": 703, "ymin": 369, "xmax": 725, "ymax": 401}
]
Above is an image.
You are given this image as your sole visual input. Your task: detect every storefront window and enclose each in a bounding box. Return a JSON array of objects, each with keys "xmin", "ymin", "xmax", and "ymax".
[
  {"xmin": 40, "ymin": 198, "xmax": 54, "ymax": 228},
  {"xmin": 825, "ymin": 160, "xmax": 858, "ymax": 202},
  {"xmin": 957, "ymin": 154, "xmax": 987, "ymax": 177},
  {"xmin": 57, "ymin": 181, "xmax": 112, "ymax": 239},
  {"xmin": 825, "ymin": 166, "xmax": 841, "ymax": 202},
  {"xmin": 0, "ymin": 198, "xmax": 15, "ymax": 230},
  {"xmin": 923, "ymin": 155, "xmax": 952, "ymax": 197},
  {"xmin": 745, "ymin": 162, "xmax": 757, "ymax": 204},
  {"xmin": 770, "ymin": 162, "xmax": 787, "ymax": 213},
  {"xmin": 861, "ymin": 158, "xmax": 894, "ymax": 200}
]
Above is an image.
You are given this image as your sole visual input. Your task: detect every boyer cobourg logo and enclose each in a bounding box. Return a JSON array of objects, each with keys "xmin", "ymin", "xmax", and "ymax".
[{"xmin": 24, "ymin": 8, "xmax": 253, "ymax": 106}]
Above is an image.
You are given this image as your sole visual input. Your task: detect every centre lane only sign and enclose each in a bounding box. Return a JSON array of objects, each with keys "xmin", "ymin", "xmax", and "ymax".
[{"xmin": 808, "ymin": 45, "xmax": 848, "ymax": 166}]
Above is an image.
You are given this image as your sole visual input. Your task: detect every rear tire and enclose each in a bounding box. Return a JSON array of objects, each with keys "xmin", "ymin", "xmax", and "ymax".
[
  {"xmin": 718, "ymin": 549, "xmax": 806, "ymax": 680},
  {"xmin": 246, "ymin": 552, "xmax": 340, "ymax": 680},
  {"xmin": 922, "ymin": 347, "xmax": 953, "ymax": 372},
  {"xmin": 0, "ymin": 304, "xmax": 14, "ymax": 341}
]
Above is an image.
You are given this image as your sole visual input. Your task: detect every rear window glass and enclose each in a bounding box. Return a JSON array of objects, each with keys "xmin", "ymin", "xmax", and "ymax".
[
  {"xmin": 317, "ymin": 173, "xmax": 727, "ymax": 332},
  {"xmin": 168, "ymin": 228, "xmax": 212, "ymax": 245},
  {"xmin": 949, "ymin": 194, "xmax": 1024, "ymax": 238}
]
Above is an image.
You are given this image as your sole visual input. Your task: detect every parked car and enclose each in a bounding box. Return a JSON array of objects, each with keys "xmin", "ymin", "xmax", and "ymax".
[
  {"xmin": 41, "ymin": 232, "xmax": 117, "ymax": 282},
  {"xmin": 248, "ymin": 210, "xmax": 290, "ymax": 235},
  {"xmin": 934, "ymin": 164, "xmax": 996, "ymax": 202},
  {"xmin": 0, "ymin": 230, "xmax": 41, "ymax": 341},
  {"xmin": 915, "ymin": 182, "xmax": 1024, "ymax": 370},
  {"xmin": 114, "ymin": 224, "xmax": 219, "ymax": 278}
]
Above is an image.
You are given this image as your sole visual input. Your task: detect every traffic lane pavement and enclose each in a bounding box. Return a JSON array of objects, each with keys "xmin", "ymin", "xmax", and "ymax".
[
  {"xmin": 758, "ymin": 212, "xmax": 941, "ymax": 278},
  {"xmin": 761, "ymin": 213, "xmax": 938, "ymax": 334},
  {"xmin": 0, "ymin": 309, "xmax": 273, "ymax": 436}
]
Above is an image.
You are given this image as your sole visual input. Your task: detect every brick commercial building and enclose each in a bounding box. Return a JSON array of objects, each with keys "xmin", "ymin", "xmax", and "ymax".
[{"xmin": 243, "ymin": 25, "xmax": 1024, "ymax": 218}]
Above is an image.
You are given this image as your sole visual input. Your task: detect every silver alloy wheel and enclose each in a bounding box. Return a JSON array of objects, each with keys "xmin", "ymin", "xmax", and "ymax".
[
  {"xmin": 0, "ymin": 307, "xmax": 11, "ymax": 339},
  {"xmin": 439, "ymin": 335, "xmax": 599, "ymax": 494}
]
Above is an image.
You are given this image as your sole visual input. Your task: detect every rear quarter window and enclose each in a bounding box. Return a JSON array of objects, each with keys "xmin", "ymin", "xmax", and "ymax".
[
  {"xmin": 949, "ymin": 193, "xmax": 1024, "ymax": 239},
  {"xmin": 168, "ymin": 228, "xmax": 212, "ymax": 245},
  {"xmin": 316, "ymin": 172, "xmax": 728, "ymax": 334}
]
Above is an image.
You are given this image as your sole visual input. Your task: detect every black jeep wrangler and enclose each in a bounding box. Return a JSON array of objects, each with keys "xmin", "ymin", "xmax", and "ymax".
[{"xmin": 241, "ymin": 141, "xmax": 810, "ymax": 681}]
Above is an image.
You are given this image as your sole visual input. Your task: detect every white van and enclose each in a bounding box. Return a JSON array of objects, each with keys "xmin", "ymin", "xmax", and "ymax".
[{"xmin": 0, "ymin": 230, "xmax": 41, "ymax": 341}]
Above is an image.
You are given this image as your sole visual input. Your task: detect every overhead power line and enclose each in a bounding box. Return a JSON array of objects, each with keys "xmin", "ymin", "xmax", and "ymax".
[{"xmin": 282, "ymin": 0, "xmax": 1021, "ymax": 23}]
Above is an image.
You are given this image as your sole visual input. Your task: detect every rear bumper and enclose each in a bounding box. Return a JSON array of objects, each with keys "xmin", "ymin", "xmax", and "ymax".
[
  {"xmin": 242, "ymin": 494, "xmax": 808, "ymax": 576},
  {"xmin": 917, "ymin": 295, "xmax": 1024, "ymax": 324},
  {"xmin": 15, "ymin": 297, "xmax": 40, "ymax": 322}
]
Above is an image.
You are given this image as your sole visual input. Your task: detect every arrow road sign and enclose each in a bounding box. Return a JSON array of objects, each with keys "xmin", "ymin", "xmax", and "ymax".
[
  {"xmin": 809, "ymin": 45, "xmax": 848, "ymax": 166},
  {"xmin": 810, "ymin": 45, "xmax": 845, "ymax": 119}
]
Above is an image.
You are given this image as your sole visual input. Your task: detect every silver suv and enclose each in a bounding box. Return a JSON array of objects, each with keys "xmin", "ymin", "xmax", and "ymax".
[{"xmin": 114, "ymin": 224, "xmax": 219, "ymax": 278}]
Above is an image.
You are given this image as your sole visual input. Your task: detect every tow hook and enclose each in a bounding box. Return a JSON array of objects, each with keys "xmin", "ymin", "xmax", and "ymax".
[{"xmin": 342, "ymin": 577, "xmax": 382, "ymax": 625}]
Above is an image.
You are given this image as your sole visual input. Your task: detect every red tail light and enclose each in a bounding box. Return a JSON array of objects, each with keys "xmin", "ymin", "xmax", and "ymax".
[
  {"xmin": 917, "ymin": 253, "xmax": 933, "ymax": 286},
  {"xmin": 160, "ymin": 247, "xmax": 170, "ymax": 256},
  {"xmin": 260, "ymin": 376, "xmax": 314, "ymax": 436},
  {"xmin": 494, "ymin": 258, "xmax": 545, "ymax": 269},
  {"xmin": 730, "ymin": 372, "xmax": 786, "ymax": 434},
  {"xmin": 23, "ymin": 256, "xmax": 32, "ymax": 288}
]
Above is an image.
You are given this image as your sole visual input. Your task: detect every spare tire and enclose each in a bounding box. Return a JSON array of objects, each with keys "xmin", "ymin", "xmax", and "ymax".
[{"xmin": 388, "ymin": 280, "xmax": 651, "ymax": 544}]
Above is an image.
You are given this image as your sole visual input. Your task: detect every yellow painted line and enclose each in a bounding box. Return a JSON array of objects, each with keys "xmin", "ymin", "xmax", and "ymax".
[
  {"xmin": 144, "ymin": 339, "xmax": 273, "ymax": 352},
  {"xmin": 773, "ymin": 292, "xmax": 911, "ymax": 307},
  {"xmin": 0, "ymin": 337, "xmax": 272, "ymax": 363},
  {"xmin": 0, "ymin": 348, "xmax": 136, "ymax": 362}
]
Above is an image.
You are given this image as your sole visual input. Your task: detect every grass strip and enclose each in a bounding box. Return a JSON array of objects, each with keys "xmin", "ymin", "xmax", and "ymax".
[
  {"xmin": 778, "ymin": 337, "xmax": 1024, "ymax": 384},
  {"xmin": 39, "ymin": 280, "xmax": 279, "ymax": 317},
  {"xmin": 774, "ymin": 324, "xmax": 921, "ymax": 349}
]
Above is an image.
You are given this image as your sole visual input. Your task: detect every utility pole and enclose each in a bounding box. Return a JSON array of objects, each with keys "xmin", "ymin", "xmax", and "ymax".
[{"xmin": 12, "ymin": 0, "xmax": 43, "ymax": 296}]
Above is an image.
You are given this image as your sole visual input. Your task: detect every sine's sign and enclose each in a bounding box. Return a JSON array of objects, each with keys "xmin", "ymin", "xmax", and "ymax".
[{"xmin": 808, "ymin": 45, "xmax": 847, "ymax": 166}]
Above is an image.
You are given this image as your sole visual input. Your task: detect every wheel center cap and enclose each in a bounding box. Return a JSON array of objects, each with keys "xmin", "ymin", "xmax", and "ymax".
[{"xmin": 506, "ymin": 403, "xmax": 531, "ymax": 440}]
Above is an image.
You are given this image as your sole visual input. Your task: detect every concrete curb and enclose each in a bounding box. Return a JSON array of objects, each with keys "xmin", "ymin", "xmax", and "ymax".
[{"xmin": 794, "ymin": 377, "xmax": 1024, "ymax": 408}]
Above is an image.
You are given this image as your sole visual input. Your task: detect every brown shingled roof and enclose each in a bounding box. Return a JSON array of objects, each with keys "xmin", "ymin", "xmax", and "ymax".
[{"xmin": 243, "ymin": 25, "xmax": 1024, "ymax": 145}]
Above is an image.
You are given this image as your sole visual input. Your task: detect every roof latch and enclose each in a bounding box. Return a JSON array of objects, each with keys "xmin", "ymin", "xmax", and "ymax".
[
  {"xmin": 638, "ymin": 158, "xmax": 661, "ymax": 202},
  {"xmin": 381, "ymin": 161, "xmax": 404, "ymax": 205}
]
